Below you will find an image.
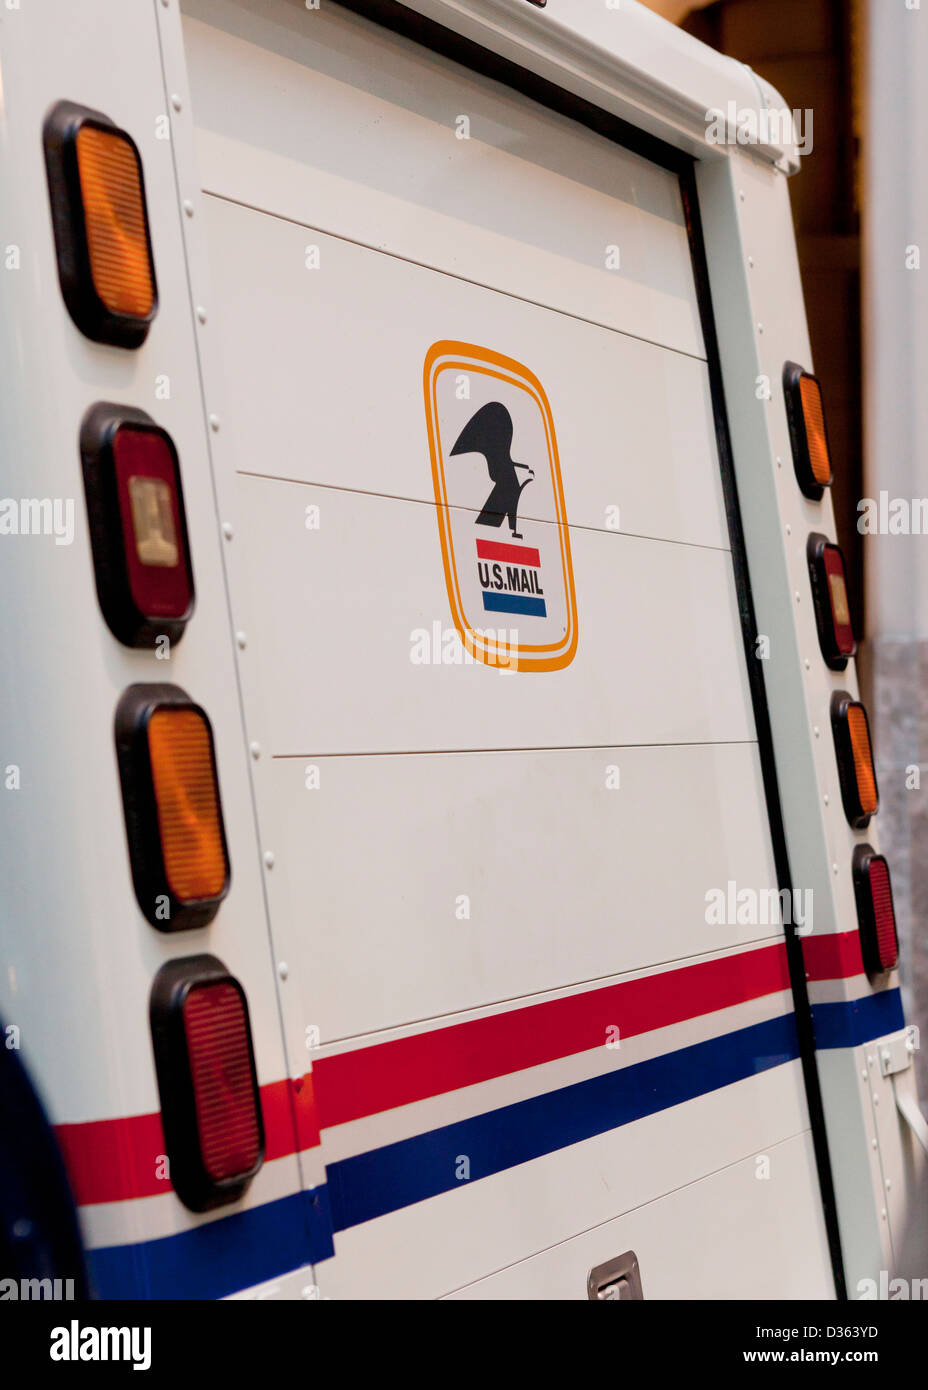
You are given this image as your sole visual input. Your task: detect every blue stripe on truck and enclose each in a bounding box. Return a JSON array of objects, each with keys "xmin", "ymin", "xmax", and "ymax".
[
  {"xmin": 83, "ymin": 989, "xmax": 902, "ymax": 1295},
  {"xmin": 810, "ymin": 988, "xmax": 903, "ymax": 1050},
  {"xmin": 326, "ymin": 1013, "xmax": 800, "ymax": 1233},
  {"xmin": 87, "ymin": 1186, "xmax": 334, "ymax": 1300}
]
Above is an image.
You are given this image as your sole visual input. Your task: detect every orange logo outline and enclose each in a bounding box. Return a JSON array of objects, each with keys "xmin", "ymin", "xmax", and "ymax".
[{"xmin": 423, "ymin": 340, "xmax": 578, "ymax": 673}]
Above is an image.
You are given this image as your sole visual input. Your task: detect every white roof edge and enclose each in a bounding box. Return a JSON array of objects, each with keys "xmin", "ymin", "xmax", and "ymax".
[{"xmin": 390, "ymin": 0, "xmax": 801, "ymax": 174}]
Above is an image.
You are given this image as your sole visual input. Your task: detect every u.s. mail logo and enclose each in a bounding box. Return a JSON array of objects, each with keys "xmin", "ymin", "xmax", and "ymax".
[{"xmin": 423, "ymin": 341, "xmax": 578, "ymax": 672}]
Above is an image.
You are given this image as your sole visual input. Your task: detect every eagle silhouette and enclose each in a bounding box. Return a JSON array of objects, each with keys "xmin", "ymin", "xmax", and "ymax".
[{"xmin": 450, "ymin": 402, "xmax": 535, "ymax": 539}]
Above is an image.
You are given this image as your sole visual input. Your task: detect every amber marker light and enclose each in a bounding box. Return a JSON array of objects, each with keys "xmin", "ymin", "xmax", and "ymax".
[
  {"xmin": 784, "ymin": 362, "xmax": 833, "ymax": 500},
  {"xmin": 116, "ymin": 685, "xmax": 230, "ymax": 930},
  {"xmin": 44, "ymin": 100, "xmax": 157, "ymax": 347},
  {"xmin": 831, "ymin": 692, "xmax": 879, "ymax": 829}
]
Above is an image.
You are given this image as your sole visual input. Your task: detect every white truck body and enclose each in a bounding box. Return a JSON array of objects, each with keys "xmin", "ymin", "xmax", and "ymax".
[{"xmin": 0, "ymin": 0, "xmax": 922, "ymax": 1300}]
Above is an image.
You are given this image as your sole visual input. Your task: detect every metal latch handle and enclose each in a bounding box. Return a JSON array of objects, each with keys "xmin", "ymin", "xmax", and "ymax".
[{"xmin": 880, "ymin": 1034, "xmax": 928, "ymax": 1156}]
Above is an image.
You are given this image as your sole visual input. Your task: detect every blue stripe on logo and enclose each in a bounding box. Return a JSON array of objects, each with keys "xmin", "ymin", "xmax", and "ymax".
[
  {"xmin": 481, "ymin": 591, "xmax": 547, "ymax": 617},
  {"xmin": 325, "ymin": 1014, "xmax": 800, "ymax": 1234}
]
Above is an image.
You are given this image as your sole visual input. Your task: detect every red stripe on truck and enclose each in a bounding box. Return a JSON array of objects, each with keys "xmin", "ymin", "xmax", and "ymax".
[
  {"xmin": 55, "ymin": 934, "xmax": 865, "ymax": 1206},
  {"xmin": 800, "ymin": 930, "xmax": 865, "ymax": 982},
  {"xmin": 56, "ymin": 1075, "xmax": 319, "ymax": 1207},
  {"xmin": 312, "ymin": 942, "xmax": 792, "ymax": 1130}
]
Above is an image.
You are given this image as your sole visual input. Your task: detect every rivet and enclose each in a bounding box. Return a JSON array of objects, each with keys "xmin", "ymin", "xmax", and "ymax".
[
  {"xmin": 264, "ymin": 851, "xmax": 275, "ymax": 869},
  {"xmin": 250, "ymin": 742, "xmax": 261, "ymax": 760},
  {"xmin": 209, "ymin": 414, "xmax": 220, "ymax": 431},
  {"xmin": 824, "ymin": 794, "xmax": 830, "ymax": 806},
  {"xmin": 183, "ymin": 200, "xmax": 194, "ymax": 217},
  {"xmin": 236, "ymin": 631, "xmax": 247, "ymax": 650},
  {"xmin": 222, "ymin": 522, "xmax": 233, "ymax": 540},
  {"xmin": 196, "ymin": 305, "xmax": 207, "ymax": 324},
  {"xmin": 278, "ymin": 962, "xmax": 289, "ymax": 980},
  {"xmin": 171, "ymin": 94, "xmax": 182, "ymax": 113}
]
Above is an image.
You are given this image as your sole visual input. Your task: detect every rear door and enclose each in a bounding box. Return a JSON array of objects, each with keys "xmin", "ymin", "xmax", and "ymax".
[{"xmin": 180, "ymin": 0, "xmax": 834, "ymax": 1299}]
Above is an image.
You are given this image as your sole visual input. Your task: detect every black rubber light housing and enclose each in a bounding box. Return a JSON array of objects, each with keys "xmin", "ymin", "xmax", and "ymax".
[
  {"xmin": 44, "ymin": 99, "xmax": 158, "ymax": 348},
  {"xmin": 81, "ymin": 403, "xmax": 195, "ymax": 648},
  {"xmin": 150, "ymin": 955, "xmax": 264, "ymax": 1213},
  {"xmin": 115, "ymin": 684, "xmax": 230, "ymax": 931}
]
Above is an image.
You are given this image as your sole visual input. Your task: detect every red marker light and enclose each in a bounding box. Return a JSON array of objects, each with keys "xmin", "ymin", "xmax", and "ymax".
[
  {"xmin": 853, "ymin": 846, "xmax": 899, "ymax": 977},
  {"xmin": 150, "ymin": 955, "xmax": 265, "ymax": 1212},
  {"xmin": 184, "ymin": 981, "xmax": 263, "ymax": 1184},
  {"xmin": 81, "ymin": 403, "xmax": 194, "ymax": 647},
  {"xmin": 808, "ymin": 534, "xmax": 856, "ymax": 669},
  {"xmin": 113, "ymin": 427, "xmax": 191, "ymax": 620}
]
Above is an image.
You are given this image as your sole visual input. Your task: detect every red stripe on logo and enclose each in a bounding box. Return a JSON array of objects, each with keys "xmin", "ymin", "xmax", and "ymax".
[
  {"xmin": 476, "ymin": 538, "xmax": 541, "ymax": 566},
  {"xmin": 313, "ymin": 943, "xmax": 793, "ymax": 1130}
]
